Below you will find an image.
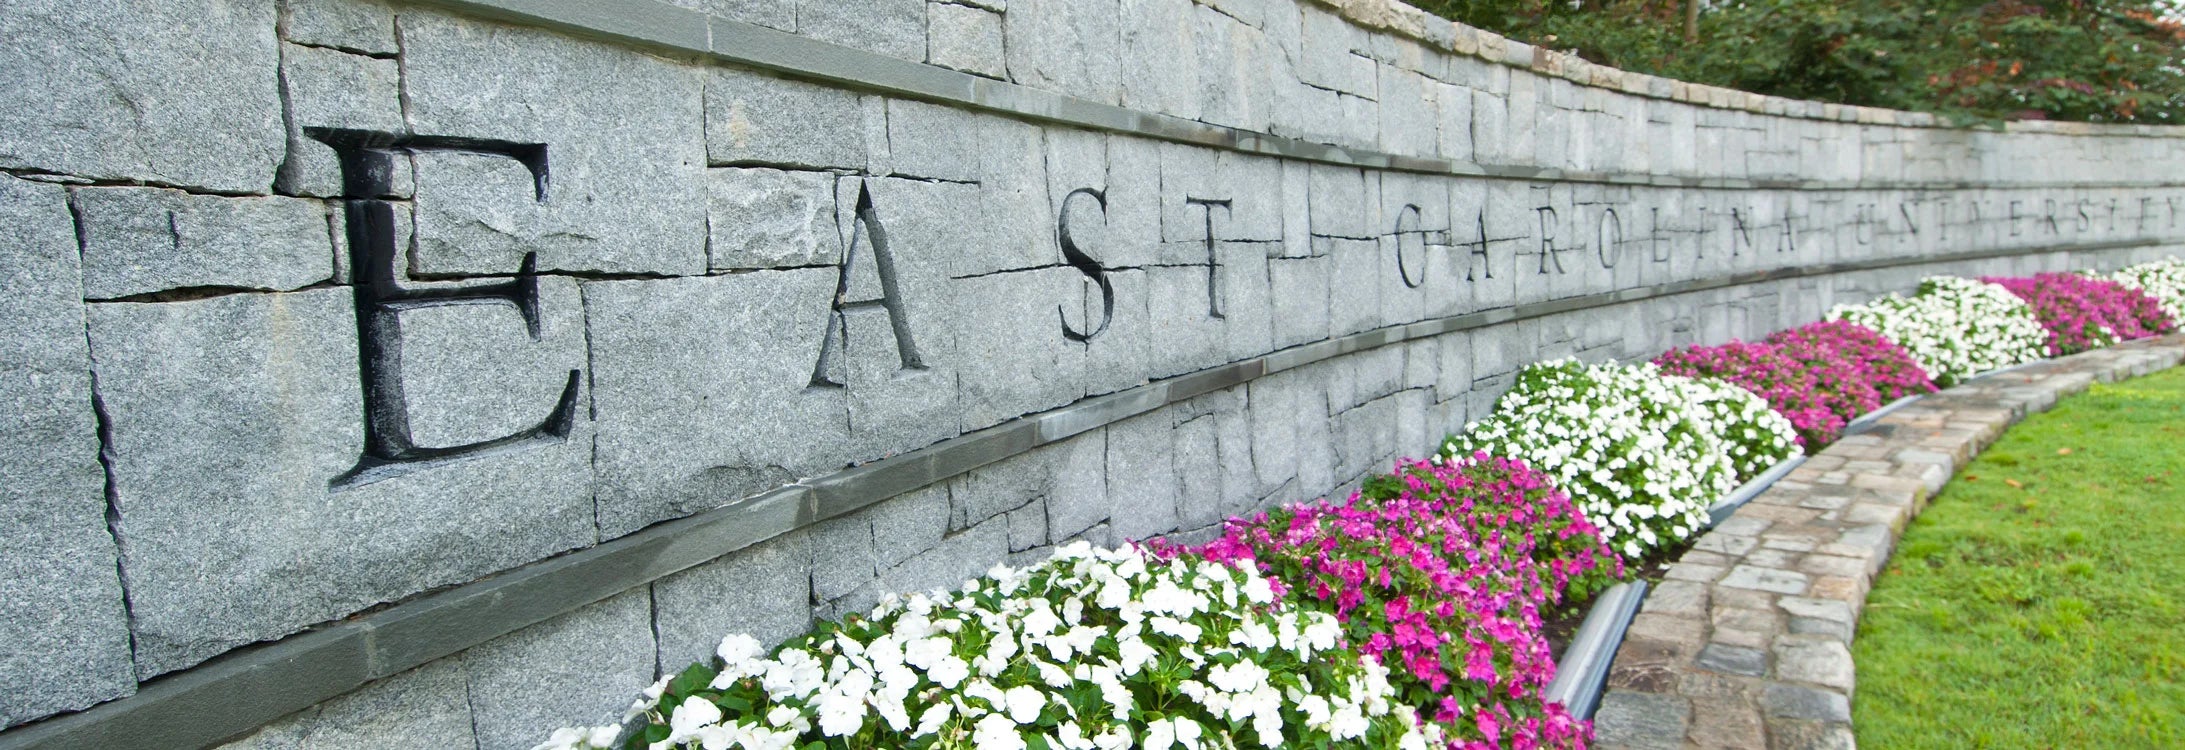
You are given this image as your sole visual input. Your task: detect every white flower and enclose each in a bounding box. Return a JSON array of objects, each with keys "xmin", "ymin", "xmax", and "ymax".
[
  {"xmin": 913, "ymin": 702, "xmax": 953, "ymax": 738},
  {"xmin": 667, "ymin": 697, "xmax": 723, "ymax": 744},
  {"xmin": 1003, "ymin": 685, "xmax": 1046, "ymax": 724},
  {"xmin": 972, "ymin": 712, "xmax": 1028, "ymax": 750},
  {"xmin": 1144, "ymin": 716, "xmax": 1206, "ymax": 750}
]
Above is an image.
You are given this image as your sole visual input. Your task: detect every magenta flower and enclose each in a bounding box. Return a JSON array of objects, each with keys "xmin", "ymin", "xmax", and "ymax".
[
  {"xmin": 1982, "ymin": 272, "xmax": 2177, "ymax": 355},
  {"xmin": 1157, "ymin": 454, "xmax": 1619, "ymax": 749},
  {"xmin": 1654, "ymin": 320, "xmax": 1938, "ymax": 448}
]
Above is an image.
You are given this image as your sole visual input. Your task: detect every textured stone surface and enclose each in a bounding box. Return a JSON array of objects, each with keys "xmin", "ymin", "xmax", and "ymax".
[
  {"xmin": 0, "ymin": 0, "xmax": 283, "ymax": 192},
  {"xmin": 653, "ymin": 532, "xmax": 813, "ymax": 671},
  {"xmin": 403, "ymin": 9, "xmax": 707, "ymax": 276},
  {"xmin": 1592, "ymin": 691, "xmax": 1689, "ymax": 750},
  {"xmin": 927, "ymin": 2, "xmax": 1005, "ymax": 78},
  {"xmin": 708, "ymin": 67, "xmax": 867, "ymax": 170},
  {"xmin": 15, "ymin": 0, "xmax": 2185, "ymax": 743},
  {"xmin": 217, "ymin": 660, "xmax": 474, "ymax": 750},
  {"xmin": 798, "ymin": 0, "xmax": 924, "ymax": 61},
  {"xmin": 708, "ymin": 168, "xmax": 840, "ymax": 270},
  {"xmin": 1005, "ymin": 0, "xmax": 1122, "ymax": 104},
  {"xmin": 280, "ymin": 42, "xmax": 402, "ymax": 132},
  {"xmin": 0, "ymin": 175, "xmax": 134, "ymax": 726},
  {"xmin": 283, "ymin": 0, "xmax": 398, "ymax": 54},
  {"xmin": 586, "ymin": 270, "xmax": 848, "ymax": 538},
  {"xmin": 390, "ymin": 277, "xmax": 590, "ymax": 449},
  {"xmin": 465, "ymin": 590, "xmax": 655, "ymax": 750},
  {"xmin": 89, "ymin": 288, "xmax": 597, "ymax": 677}
]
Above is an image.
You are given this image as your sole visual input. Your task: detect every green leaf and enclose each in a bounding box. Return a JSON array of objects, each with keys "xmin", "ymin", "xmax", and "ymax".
[{"xmin": 666, "ymin": 662, "xmax": 719, "ymax": 700}]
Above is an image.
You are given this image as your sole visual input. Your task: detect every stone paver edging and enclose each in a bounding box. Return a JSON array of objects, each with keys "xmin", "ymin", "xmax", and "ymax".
[{"xmin": 1592, "ymin": 334, "xmax": 2185, "ymax": 749}]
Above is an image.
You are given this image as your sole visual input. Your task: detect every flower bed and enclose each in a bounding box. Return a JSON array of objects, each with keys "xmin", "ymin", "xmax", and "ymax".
[
  {"xmin": 537, "ymin": 257, "xmax": 2182, "ymax": 750},
  {"xmin": 1653, "ymin": 321, "xmax": 1936, "ymax": 449},
  {"xmin": 2110, "ymin": 257, "xmax": 2185, "ymax": 322},
  {"xmin": 543, "ymin": 456, "xmax": 1620, "ymax": 750},
  {"xmin": 1182, "ymin": 456, "xmax": 1620, "ymax": 748},
  {"xmin": 1436, "ymin": 359, "xmax": 1800, "ymax": 559},
  {"xmin": 546, "ymin": 543, "xmax": 1422, "ymax": 750},
  {"xmin": 1824, "ymin": 276, "xmax": 2048, "ymax": 387},
  {"xmin": 1981, "ymin": 273, "xmax": 2173, "ymax": 355}
]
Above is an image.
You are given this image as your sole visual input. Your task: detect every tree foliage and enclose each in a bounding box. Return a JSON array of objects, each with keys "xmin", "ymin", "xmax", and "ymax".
[{"xmin": 1408, "ymin": 0, "xmax": 2185, "ymax": 124}]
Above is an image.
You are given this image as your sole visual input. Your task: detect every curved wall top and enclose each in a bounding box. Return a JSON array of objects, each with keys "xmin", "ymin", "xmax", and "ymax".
[{"xmin": 1, "ymin": 0, "xmax": 2181, "ymax": 748}]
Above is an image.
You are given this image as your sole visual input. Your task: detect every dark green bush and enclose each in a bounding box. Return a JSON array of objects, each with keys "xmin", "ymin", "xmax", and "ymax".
[{"xmin": 1408, "ymin": 0, "xmax": 2185, "ymax": 124}]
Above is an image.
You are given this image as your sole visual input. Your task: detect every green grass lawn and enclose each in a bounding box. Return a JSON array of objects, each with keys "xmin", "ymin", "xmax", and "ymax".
[{"xmin": 1854, "ymin": 365, "xmax": 2185, "ymax": 749}]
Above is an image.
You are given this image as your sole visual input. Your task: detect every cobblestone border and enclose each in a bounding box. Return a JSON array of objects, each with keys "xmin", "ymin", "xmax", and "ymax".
[{"xmin": 1592, "ymin": 334, "xmax": 2185, "ymax": 749}]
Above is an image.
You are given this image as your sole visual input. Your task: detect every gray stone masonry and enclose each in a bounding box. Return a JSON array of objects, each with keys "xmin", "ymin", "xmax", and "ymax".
[
  {"xmin": 1596, "ymin": 334, "xmax": 2185, "ymax": 749},
  {"xmin": 7, "ymin": 0, "xmax": 2185, "ymax": 742}
]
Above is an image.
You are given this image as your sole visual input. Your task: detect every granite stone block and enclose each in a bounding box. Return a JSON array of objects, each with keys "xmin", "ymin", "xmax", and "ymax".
[
  {"xmin": 1106, "ymin": 410, "xmax": 1180, "ymax": 543},
  {"xmin": 949, "ymin": 268, "xmax": 1087, "ymax": 431},
  {"xmin": 281, "ymin": 42, "xmax": 403, "ymax": 133},
  {"xmin": 90, "ymin": 287, "xmax": 597, "ymax": 677},
  {"xmin": 283, "ymin": 0, "xmax": 398, "ymax": 54},
  {"xmin": 1004, "ymin": 0, "xmax": 1122, "ymax": 104},
  {"xmin": 654, "ymin": 531, "xmax": 814, "ymax": 672},
  {"xmin": 1173, "ymin": 414, "xmax": 1223, "ymax": 529},
  {"xmin": 403, "ymin": 10, "xmax": 707, "ymax": 276},
  {"xmin": 0, "ymin": 175, "xmax": 134, "ymax": 727},
  {"xmin": 927, "ymin": 2, "xmax": 1004, "ymax": 78},
  {"xmin": 74, "ymin": 187, "xmax": 333, "ymax": 300},
  {"xmin": 708, "ymin": 167, "xmax": 840, "ymax": 270},
  {"xmin": 466, "ymin": 589, "xmax": 655, "ymax": 750},
  {"xmin": 1118, "ymin": 0, "xmax": 1200, "ymax": 121},
  {"xmin": 800, "ymin": 0, "xmax": 925, "ymax": 62},
  {"xmin": 667, "ymin": 0, "xmax": 793, "ymax": 31},
  {"xmin": 587, "ymin": 270, "xmax": 849, "ymax": 538},
  {"xmin": 1191, "ymin": 4, "xmax": 1277, "ymax": 132},
  {"xmin": 217, "ymin": 660, "xmax": 474, "ymax": 750},
  {"xmin": 1592, "ymin": 691, "xmax": 1689, "ymax": 750},
  {"xmin": 880, "ymin": 515, "xmax": 1008, "ymax": 596},
  {"xmin": 1268, "ymin": 254, "xmax": 1334, "ymax": 349},
  {"xmin": 2, "ymin": 0, "xmax": 283, "ymax": 193},
  {"xmin": 708, "ymin": 67, "xmax": 866, "ymax": 170}
]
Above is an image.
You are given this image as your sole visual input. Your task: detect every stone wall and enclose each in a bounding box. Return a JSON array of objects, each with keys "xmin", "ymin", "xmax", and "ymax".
[{"xmin": 2, "ymin": 0, "xmax": 2183, "ymax": 747}]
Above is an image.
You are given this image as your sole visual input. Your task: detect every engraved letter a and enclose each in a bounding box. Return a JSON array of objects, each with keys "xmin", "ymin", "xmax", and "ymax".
[{"xmin": 812, "ymin": 181, "xmax": 924, "ymax": 387}]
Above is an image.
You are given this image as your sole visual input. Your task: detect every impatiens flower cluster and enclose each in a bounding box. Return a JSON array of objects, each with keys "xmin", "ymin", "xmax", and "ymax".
[
  {"xmin": 546, "ymin": 542, "xmax": 1434, "ymax": 750},
  {"xmin": 1654, "ymin": 320, "xmax": 1938, "ymax": 448},
  {"xmin": 1438, "ymin": 358, "xmax": 1801, "ymax": 558},
  {"xmin": 1652, "ymin": 341, "xmax": 1846, "ymax": 448},
  {"xmin": 2110, "ymin": 256, "xmax": 2185, "ymax": 322},
  {"xmin": 1981, "ymin": 273, "xmax": 2173, "ymax": 355},
  {"xmin": 1763, "ymin": 320, "xmax": 1935, "ymax": 405},
  {"xmin": 1180, "ymin": 455, "xmax": 1619, "ymax": 750},
  {"xmin": 1825, "ymin": 276, "xmax": 2048, "ymax": 387}
]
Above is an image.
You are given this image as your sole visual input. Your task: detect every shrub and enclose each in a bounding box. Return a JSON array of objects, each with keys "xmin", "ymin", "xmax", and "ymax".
[
  {"xmin": 1763, "ymin": 320, "xmax": 1936, "ymax": 404},
  {"xmin": 1181, "ymin": 455, "xmax": 1620, "ymax": 749},
  {"xmin": 539, "ymin": 543, "xmax": 1436, "ymax": 750},
  {"xmin": 1405, "ymin": 0, "xmax": 2185, "ymax": 124},
  {"xmin": 1439, "ymin": 358, "xmax": 1800, "ymax": 558},
  {"xmin": 1824, "ymin": 277, "xmax": 2048, "ymax": 387},
  {"xmin": 1982, "ymin": 272, "xmax": 2174, "ymax": 355},
  {"xmin": 2109, "ymin": 256, "xmax": 2185, "ymax": 326}
]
